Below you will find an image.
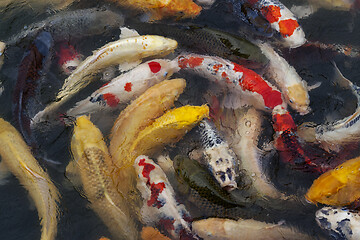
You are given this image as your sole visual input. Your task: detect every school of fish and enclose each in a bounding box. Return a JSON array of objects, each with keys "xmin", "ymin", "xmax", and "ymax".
[{"xmin": 1, "ymin": 0, "xmax": 360, "ymax": 240}]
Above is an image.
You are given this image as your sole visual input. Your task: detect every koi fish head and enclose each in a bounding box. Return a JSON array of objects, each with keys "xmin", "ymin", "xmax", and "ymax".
[
  {"xmin": 286, "ymin": 84, "xmax": 310, "ymax": 115},
  {"xmin": 279, "ymin": 19, "xmax": 306, "ymax": 48},
  {"xmin": 57, "ymin": 42, "xmax": 82, "ymax": 75},
  {"xmin": 147, "ymin": 59, "xmax": 180, "ymax": 80}
]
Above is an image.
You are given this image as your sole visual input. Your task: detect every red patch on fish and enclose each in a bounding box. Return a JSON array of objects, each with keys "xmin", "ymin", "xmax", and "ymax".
[
  {"xmin": 212, "ymin": 64, "xmax": 223, "ymax": 73},
  {"xmin": 148, "ymin": 61, "xmax": 162, "ymax": 73},
  {"xmin": 272, "ymin": 112, "xmax": 297, "ymax": 132},
  {"xmin": 148, "ymin": 182, "xmax": 166, "ymax": 208},
  {"xmin": 138, "ymin": 158, "xmax": 155, "ymax": 184},
  {"xmin": 278, "ymin": 19, "xmax": 299, "ymax": 38},
  {"xmin": 124, "ymin": 82, "xmax": 133, "ymax": 92},
  {"xmin": 102, "ymin": 93, "xmax": 120, "ymax": 107},
  {"xmin": 261, "ymin": 5, "xmax": 281, "ymax": 23},
  {"xmin": 233, "ymin": 63, "xmax": 283, "ymax": 109},
  {"xmin": 178, "ymin": 56, "xmax": 204, "ymax": 69},
  {"xmin": 57, "ymin": 42, "xmax": 80, "ymax": 66},
  {"xmin": 158, "ymin": 218, "xmax": 175, "ymax": 232}
]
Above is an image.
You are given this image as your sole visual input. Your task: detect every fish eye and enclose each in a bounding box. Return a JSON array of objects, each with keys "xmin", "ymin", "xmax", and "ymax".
[
  {"xmin": 163, "ymin": 71, "xmax": 168, "ymax": 77},
  {"xmin": 289, "ymin": 99, "xmax": 294, "ymax": 103}
]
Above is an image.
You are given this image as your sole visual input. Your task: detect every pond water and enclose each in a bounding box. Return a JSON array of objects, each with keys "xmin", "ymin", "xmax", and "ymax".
[{"xmin": 0, "ymin": 0, "xmax": 360, "ymax": 239}]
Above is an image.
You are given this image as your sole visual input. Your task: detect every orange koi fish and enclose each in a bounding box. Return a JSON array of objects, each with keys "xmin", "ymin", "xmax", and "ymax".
[
  {"xmin": 177, "ymin": 54, "xmax": 315, "ymax": 170},
  {"xmin": 110, "ymin": 0, "xmax": 202, "ymax": 20},
  {"xmin": 306, "ymin": 156, "xmax": 360, "ymax": 206},
  {"xmin": 245, "ymin": 0, "xmax": 306, "ymax": 48}
]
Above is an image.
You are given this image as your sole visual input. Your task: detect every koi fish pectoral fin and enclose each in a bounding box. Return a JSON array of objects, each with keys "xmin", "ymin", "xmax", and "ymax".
[
  {"xmin": 118, "ymin": 60, "xmax": 142, "ymax": 73},
  {"xmin": 0, "ymin": 160, "xmax": 10, "ymax": 185},
  {"xmin": 65, "ymin": 161, "xmax": 84, "ymax": 192},
  {"xmin": 307, "ymin": 81, "xmax": 322, "ymax": 91}
]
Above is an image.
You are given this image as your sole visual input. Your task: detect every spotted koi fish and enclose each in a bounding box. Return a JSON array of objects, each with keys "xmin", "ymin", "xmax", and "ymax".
[
  {"xmin": 316, "ymin": 207, "xmax": 360, "ymax": 240},
  {"xmin": 67, "ymin": 59, "xmax": 179, "ymax": 117},
  {"xmin": 177, "ymin": 53, "xmax": 315, "ymax": 169},
  {"xmin": 134, "ymin": 155, "xmax": 196, "ymax": 240},
  {"xmin": 196, "ymin": 119, "xmax": 239, "ymax": 191},
  {"xmin": 245, "ymin": 0, "xmax": 306, "ymax": 48}
]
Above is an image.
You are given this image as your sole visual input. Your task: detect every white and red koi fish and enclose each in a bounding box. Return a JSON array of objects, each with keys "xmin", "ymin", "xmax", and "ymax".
[
  {"xmin": 177, "ymin": 54, "xmax": 315, "ymax": 170},
  {"xmin": 66, "ymin": 59, "xmax": 180, "ymax": 117},
  {"xmin": 245, "ymin": 0, "xmax": 306, "ymax": 48},
  {"xmin": 134, "ymin": 155, "xmax": 196, "ymax": 240},
  {"xmin": 57, "ymin": 42, "xmax": 82, "ymax": 75},
  {"xmin": 196, "ymin": 119, "xmax": 239, "ymax": 191}
]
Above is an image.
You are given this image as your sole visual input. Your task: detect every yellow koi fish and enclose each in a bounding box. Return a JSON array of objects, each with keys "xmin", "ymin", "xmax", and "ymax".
[
  {"xmin": 70, "ymin": 116, "xmax": 138, "ymax": 240},
  {"xmin": 306, "ymin": 156, "xmax": 360, "ymax": 206},
  {"xmin": 33, "ymin": 35, "xmax": 178, "ymax": 123},
  {"xmin": 0, "ymin": 118, "xmax": 60, "ymax": 240},
  {"xmin": 110, "ymin": 0, "xmax": 202, "ymax": 20}
]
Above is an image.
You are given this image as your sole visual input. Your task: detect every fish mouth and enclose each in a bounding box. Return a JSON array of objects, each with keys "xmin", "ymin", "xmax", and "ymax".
[{"xmin": 223, "ymin": 183, "xmax": 237, "ymax": 192}]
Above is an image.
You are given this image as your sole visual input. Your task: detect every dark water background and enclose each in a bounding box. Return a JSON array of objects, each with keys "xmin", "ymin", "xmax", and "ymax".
[{"xmin": 0, "ymin": 0, "xmax": 360, "ymax": 239}]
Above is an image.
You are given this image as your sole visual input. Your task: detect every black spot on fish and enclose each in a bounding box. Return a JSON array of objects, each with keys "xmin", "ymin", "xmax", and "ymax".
[
  {"xmin": 321, "ymin": 209, "xmax": 330, "ymax": 216},
  {"xmin": 317, "ymin": 217, "xmax": 332, "ymax": 230},
  {"xmin": 336, "ymin": 219, "xmax": 352, "ymax": 238},
  {"xmin": 226, "ymin": 168, "xmax": 232, "ymax": 180}
]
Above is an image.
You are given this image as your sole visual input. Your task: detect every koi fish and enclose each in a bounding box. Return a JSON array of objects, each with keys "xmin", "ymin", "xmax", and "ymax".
[
  {"xmin": 4, "ymin": 8, "xmax": 124, "ymax": 49},
  {"xmin": 316, "ymin": 207, "xmax": 360, "ymax": 240},
  {"xmin": 110, "ymin": 0, "xmax": 202, "ymax": 20},
  {"xmin": 134, "ymin": 155, "xmax": 195, "ymax": 239},
  {"xmin": 192, "ymin": 217, "xmax": 314, "ymax": 240},
  {"xmin": 66, "ymin": 59, "xmax": 180, "ymax": 117},
  {"xmin": 298, "ymin": 65, "xmax": 360, "ymax": 152},
  {"xmin": 306, "ymin": 155, "xmax": 360, "ymax": 206},
  {"xmin": 32, "ymin": 35, "xmax": 178, "ymax": 123},
  {"xmin": 70, "ymin": 116, "xmax": 138, "ymax": 240},
  {"xmin": 257, "ymin": 41, "xmax": 310, "ymax": 114},
  {"xmin": 0, "ymin": 118, "xmax": 60, "ymax": 240},
  {"xmin": 244, "ymin": 0, "xmax": 306, "ymax": 48},
  {"xmin": 305, "ymin": 41, "xmax": 360, "ymax": 58},
  {"xmin": 141, "ymin": 226, "xmax": 171, "ymax": 240},
  {"xmin": 57, "ymin": 42, "xmax": 82, "ymax": 75},
  {"xmin": 12, "ymin": 31, "xmax": 53, "ymax": 147},
  {"xmin": 177, "ymin": 54, "xmax": 314, "ymax": 169},
  {"xmin": 196, "ymin": 118, "xmax": 239, "ymax": 191},
  {"xmin": 219, "ymin": 107, "xmax": 285, "ymax": 199}
]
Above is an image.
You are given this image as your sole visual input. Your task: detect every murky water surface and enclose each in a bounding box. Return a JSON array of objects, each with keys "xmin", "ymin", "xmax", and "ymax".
[{"xmin": 0, "ymin": 0, "xmax": 360, "ymax": 239}]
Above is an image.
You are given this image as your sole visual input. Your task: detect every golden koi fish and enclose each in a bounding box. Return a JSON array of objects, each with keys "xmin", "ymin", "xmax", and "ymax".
[
  {"xmin": 33, "ymin": 35, "xmax": 178, "ymax": 123},
  {"xmin": 0, "ymin": 118, "xmax": 60, "ymax": 240},
  {"xmin": 306, "ymin": 156, "xmax": 360, "ymax": 206},
  {"xmin": 70, "ymin": 116, "xmax": 138, "ymax": 240},
  {"xmin": 110, "ymin": 0, "xmax": 202, "ymax": 20}
]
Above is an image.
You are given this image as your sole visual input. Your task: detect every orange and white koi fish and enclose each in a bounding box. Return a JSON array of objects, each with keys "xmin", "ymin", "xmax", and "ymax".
[
  {"xmin": 177, "ymin": 54, "xmax": 314, "ymax": 169},
  {"xmin": 32, "ymin": 35, "xmax": 178, "ymax": 123},
  {"xmin": 298, "ymin": 65, "xmax": 360, "ymax": 152},
  {"xmin": 316, "ymin": 207, "xmax": 360, "ymax": 240},
  {"xmin": 257, "ymin": 42, "xmax": 310, "ymax": 114},
  {"xmin": 0, "ymin": 118, "xmax": 60, "ymax": 240},
  {"xmin": 245, "ymin": 0, "xmax": 306, "ymax": 48},
  {"xmin": 134, "ymin": 155, "xmax": 195, "ymax": 239},
  {"xmin": 197, "ymin": 119, "xmax": 239, "ymax": 191},
  {"xmin": 110, "ymin": 0, "xmax": 202, "ymax": 20},
  {"xmin": 192, "ymin": 217, "xmax": 314, "ymax": 240},
  {"xmin": 57, "ymin": 42, "xmax": 82, "ymax": 75},
  {"xmin": 305, "ymin": 155, "xmax": 360, "ymax": 206},
  {"xmin": 67, "ymin": 59, "xmax": 180, "ymax": 117}
]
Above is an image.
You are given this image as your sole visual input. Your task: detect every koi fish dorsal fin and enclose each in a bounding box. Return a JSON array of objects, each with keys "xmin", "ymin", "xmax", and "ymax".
[{"xmin": 119, "ymin": 27, "xmax": 140, "ymax": 39}]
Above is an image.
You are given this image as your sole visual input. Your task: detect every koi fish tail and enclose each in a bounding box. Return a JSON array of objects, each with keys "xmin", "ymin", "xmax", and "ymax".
[{"xmin": 272, "ymin": 107, "xmax": 317, "ymax": 171}]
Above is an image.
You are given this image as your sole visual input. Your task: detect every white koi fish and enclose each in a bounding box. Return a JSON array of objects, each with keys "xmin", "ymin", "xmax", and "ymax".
[
  {"xmin": 0, "ymin": 118, "xmax": 60, "ymax": 240},
  {"xmin": 32, "ymin": 35, "xmax": 178, "ymax": 123},
  {"xmin": 196, "ymin": 118, "xmax": 238, "ymax": 191},
  {"xmin": 67, "ymin": 59, "xmax": 180, "ymax": 117},
  {"xmin": 316, "ymin": 207, "xmax": 360, "ymax": 240},
  {"xmin": 298, "ymin": 64, "xmax": 360, "ymax": 152},
  {"xmin": 257, "ymin": 42, "xmax": 310, "ymax": 115},
  {"xmin": 192, "ymin": 217, "xmax": 314, "ymax": 240},
  {"xmin": 134, "ymin": 155, "xmax": 195, "ymax": 239}
]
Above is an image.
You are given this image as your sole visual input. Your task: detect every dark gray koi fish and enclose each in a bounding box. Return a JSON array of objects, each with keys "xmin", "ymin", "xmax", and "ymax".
[
  {"xmin": 12, "ymin": 31, "xmax": 53, "ymax": 148},
  {"xmin": 5, "ymin": 8, "xmax": 124, "ymax": 47}
]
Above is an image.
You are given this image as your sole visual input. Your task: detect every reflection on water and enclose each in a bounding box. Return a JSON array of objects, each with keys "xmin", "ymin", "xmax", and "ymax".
[{"xmin": 0, "ymin": 0, "xmax": 360, "ymax": 239}]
